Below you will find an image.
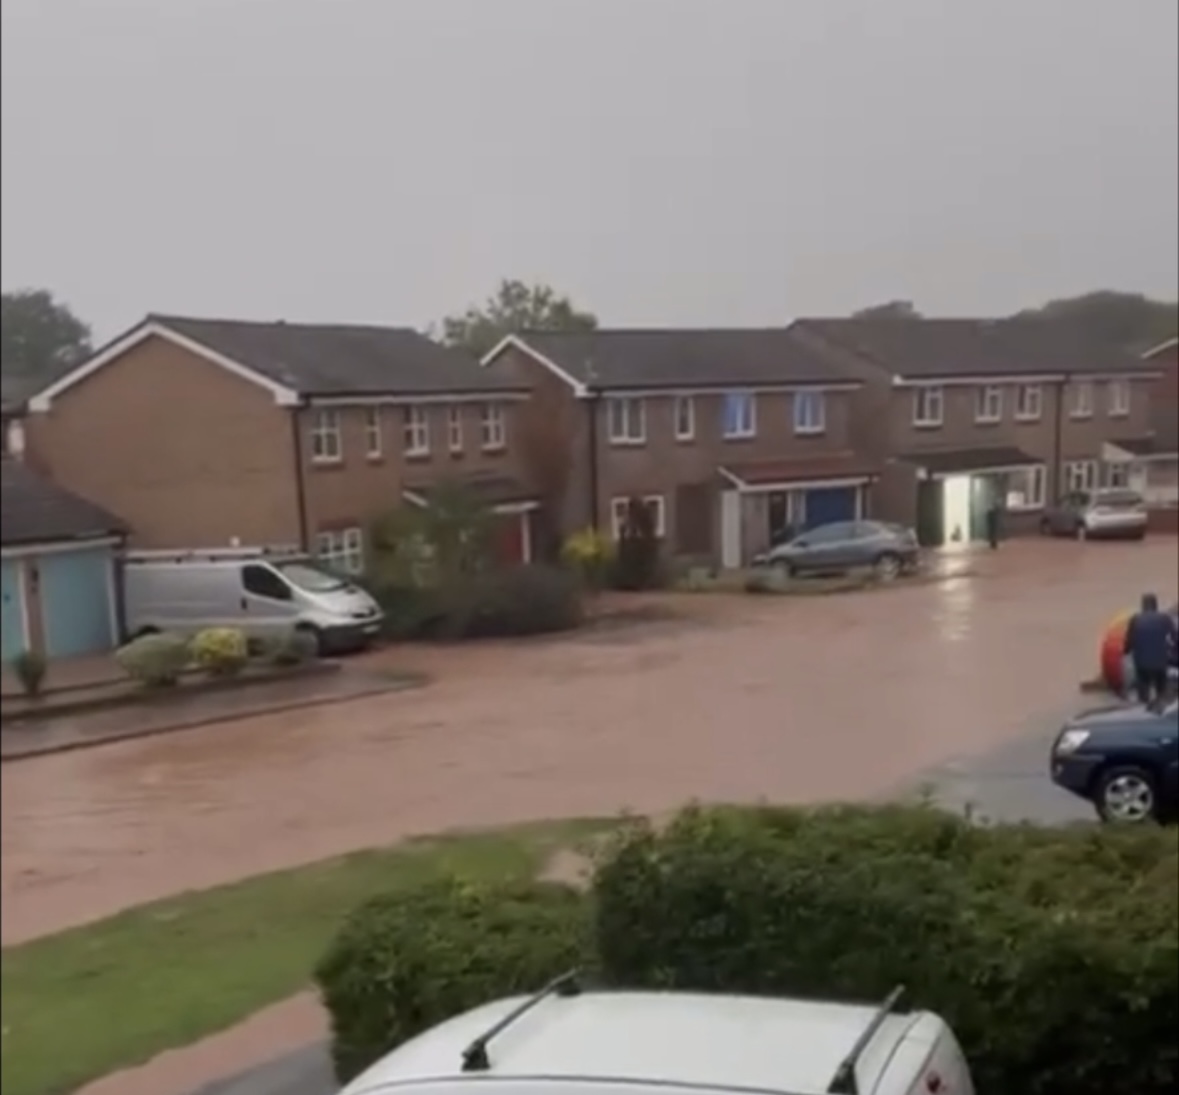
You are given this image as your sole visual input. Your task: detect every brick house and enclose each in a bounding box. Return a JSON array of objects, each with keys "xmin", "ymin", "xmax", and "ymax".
[
  {"xmin": 23, "ymin": 315, "xmax": 537, "ymax": 570},
  {"xmin": 1136, "ymin": 335, "xmax": 1179, "ymax": 528},
  {"xmin": 481, "ymin": 329, "xmax": 870, "ymax": 567},
  {"xmin": 791, "ymin": 318, "xmax": 1167, "ymax": 545}
]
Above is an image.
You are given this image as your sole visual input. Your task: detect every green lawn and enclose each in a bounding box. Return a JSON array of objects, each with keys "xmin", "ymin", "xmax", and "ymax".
[{"xmin": 1, "ymin": 818, "xmax": 614, "ymax": 1095}]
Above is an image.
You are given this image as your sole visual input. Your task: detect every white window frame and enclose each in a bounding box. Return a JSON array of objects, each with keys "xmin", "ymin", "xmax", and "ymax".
[
  {"xmin": 792, "ymin": 391, "xmax": 826, "ymax": 435},
  {"xmin": 1069, "ymin": 381, "xmax": 1094, "ymax": 419},
  {"xmin": 1107, "ymin": 379, "xmax": 1131, "ymax": 418},
  {"xmin": 1065, "ymin": 459, "xmax": 1099, "ymax": 493},
  {"xmin": 722, "ymin": 391, "xmax": 757, "ymax": 440},
  {"xmin": 1014, "ymin": 383, "xmax": 1043, "ymax": 422},
  {"xmin": 309, "ymin": 408, "xmax": 342, "ymax": 464},
  {"xmin": 447, "ymin": 405, "xmax": 464, "ymax": 453},
  {"xmin": 973, "ymin": 385, "xmax": 1003, "ymax": 424},
  {"xmin": 1103, "ymin": 461, "xmax": 1132, "ymax": 488},
  {"xmin": 673, "ymin": 395, "xmax": 695, "ymax": 441},
  {"xmin": 480, "ymin": 402, "xmax": 507, "ymax": 451},
  {"xmin": 1005, "ymin": 465, "xmax": 1046, "ymax": 510},
  {"xmin": 609, "ymin": 495, "xmax": 666, "ymax": 540},
  {"xmin": 315, "ymin": 526, "xmax": 364, "ymax": 573},
  {"xmin": 912, "ymin": 385, "xmax": 944, "ymax": 428},
  {"xmin": 363, "ymin": 407, "xmax": 382, "ymax": 459},
  {"xmin": 403, "ymin": 405, "xmax": 430, "ymax": 456},
  {"xmin": 606, "ymin": 397, "xmax": 646, "ymax": 445}
]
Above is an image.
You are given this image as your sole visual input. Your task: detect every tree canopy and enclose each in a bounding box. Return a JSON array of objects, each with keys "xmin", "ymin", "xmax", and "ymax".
[
  {"xmin": 440, "ymin": 279, "xmax": 597, "ymax": 358},
  {"xmin": 1, "ymin": 289, "xmax": 92, "ymax": 392}
]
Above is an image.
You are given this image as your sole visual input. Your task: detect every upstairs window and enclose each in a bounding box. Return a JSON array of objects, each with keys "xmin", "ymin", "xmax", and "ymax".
[
  {"xmin": 363, "ymin": 407, "xmax": 382, "ymax": 459},
  {"xmin": 1107, "ymin": 379, "xmax": 1131, "ymax": 417},
  {"xmin": 310, "ymin": 408, "xmax": 342, "ymax": 463},
  {"xmin": 447, "ymin": 406, "xmax": 464, "ymax": 453},
  {"xmin": 607, "ymin": 397, "xmax": 646, "ymax": 444},
  {"xmin": 1015, "ymin": 384, "xmax": 1042, "ymax": 421},
  {"xmin": 673, "ymin": 395, "xmax": 695, "ymax": 441},
  {"xmin": 722, "ymin": 392, "xmax": 756, "ymax": 439},
  {"xmin": 480, "ymin": 402, "xmax": 507, "ymax": 450},
  {"xmin": 403, "ymin": 405, "xmax": 430, "ymax": 456},
  {"xmin": 974, "ymin": 385, "xmax": 1003, "ymax": 424},
  {"xmin": 793, "ymin": 391, "xmax": 826, "ymax": 435},
  {"xmin": 912, "ymin": 386, "xmax": 943, "ymax": 427},
  {"xmin": 1069, "ymin": 381, "xmax": 1094, "ymax": 419}
]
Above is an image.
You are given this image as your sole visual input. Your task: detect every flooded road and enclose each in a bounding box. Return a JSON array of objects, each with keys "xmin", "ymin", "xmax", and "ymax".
[{"xmin": 4, "ymin": 540, "xmax": 1176, "ymax": 945}]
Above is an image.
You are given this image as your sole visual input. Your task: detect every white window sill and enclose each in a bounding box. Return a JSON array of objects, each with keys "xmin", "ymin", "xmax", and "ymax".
[
  {"xmin": 481, "ymin": 443, "xmax": 507, "ymax": 453},
  {"xmin": 1014, "ymin": 414, "xmax": 1042, "ymax": 423},
  {"xmin": 793, "ymin": 426, "xmax": 826, "ymax": 436},
  {"xmin": 311, "ymin": 456, "xmax": 343, "ymax": 466},
  {"xmin": 1108, "ymin": 411, "xmax": 1130, "ymax": 419},
  {"xmin": 404, "ymin": 448, "xmax": 431, "ymax": 459},
  {"xmin": 1069, "ymin": 412, "xmax": 1094, "ymax": 420},
  {"xmin": 912, "ymin": 420, "xmax": 943, "ymax": 430},
  {"xmin": 973, "ymin": 416, "xmax": 1001, "ymax": 426},
  {"xmin": 675, "ymin": 433, "xmax": 695, "ymax": 443},
  {"xmin": 723, "ymin": 432, "xmax": 757, "ymax": 442},
  {"xmin": 609, "ymin": 437, "xmax": 647, "ymax": 446}
]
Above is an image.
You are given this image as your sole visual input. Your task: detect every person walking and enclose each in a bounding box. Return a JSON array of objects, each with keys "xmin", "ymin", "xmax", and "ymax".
[
  {"xmin": 1122, "ymin": 593, "xmax": 1178, "ymax": 708},
  {"xmin": 984, "ymin": 501, "xmax": 1002, "ymax": 550}
]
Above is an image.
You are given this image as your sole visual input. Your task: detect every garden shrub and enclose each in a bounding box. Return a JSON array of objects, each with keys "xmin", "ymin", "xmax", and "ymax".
[
  {"xmin": 190, "ymin": 627, "xmax": 249, "ymax": 677},
  {"xmin": 561, "ymin": 527, "xmax": 615, "ymax": 591},
  {"xmin": 262, "ymin": 627, "xmax": 320, "ymax": 667},
  {"xmin": 115, "ymin": 631, "xmax": 191, "ymax": 686},
  {"xmin": 11, "ymin": 649, "xmax": 47, "ymax": 697},
  {"xmin": 315, "ymin": 877, "xmax": 589, "ymax": 1083},
  {"xmin": 592, "ymin": 804, "xmax": 1179, "ymax": 1095}
]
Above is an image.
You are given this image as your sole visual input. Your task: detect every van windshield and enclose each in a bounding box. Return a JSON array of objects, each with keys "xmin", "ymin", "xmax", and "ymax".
[{"xmin": 276, "ymin": 561, "xmax": 347, "ymax": 593}]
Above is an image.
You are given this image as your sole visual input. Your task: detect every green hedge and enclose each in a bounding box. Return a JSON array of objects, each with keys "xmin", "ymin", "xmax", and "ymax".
[
  {"xmin": 315, "ymin": 806, "xmax": 1178, "ymax": 1092},
  {"xmin": 366, "ymin": 564, "xmax": 583, "ymax": 641},
  {"xmin": 314, "ymin": 877, "xmax": 589, "ymax": 1083},
  {"xmin": 593, "ymin": 805, "xmax": 1179, "ymax": 1095}
]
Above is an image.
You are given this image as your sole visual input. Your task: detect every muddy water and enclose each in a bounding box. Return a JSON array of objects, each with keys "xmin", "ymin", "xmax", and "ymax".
[{"xmin": 6, "ymin": 540, "xmax": 1173, "ymax": 948}]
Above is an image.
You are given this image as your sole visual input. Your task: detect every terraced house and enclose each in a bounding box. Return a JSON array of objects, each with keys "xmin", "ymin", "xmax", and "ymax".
[
  {"xmin": 791, "ymin": 318, "xmax": 1171, "ymax": 544},
  {"xmin": 482, "ymin": 329, "xmax": 869, "ymax": 566},
  {"xmin": 22, "ymin": 315, "xmax": 537, "ymax": 569}
]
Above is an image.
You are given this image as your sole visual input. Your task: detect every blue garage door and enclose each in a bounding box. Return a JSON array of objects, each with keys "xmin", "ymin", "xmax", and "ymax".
[
  {"xmin": 40, "ymin": 548, "xmax": 117, "ymax": 659},
  {"xmin": 2, "ymin": 559, "xmax": 27, "ymax": 660},
  {"xmin": 802, "ymin": 486, "xmax": 858, "ymax": 530}
]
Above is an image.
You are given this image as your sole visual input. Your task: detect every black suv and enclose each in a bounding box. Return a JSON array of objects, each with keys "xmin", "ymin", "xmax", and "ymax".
[{"xmin": 1051, "ymin": 701, "xmax": 1179, "ymax": 824}]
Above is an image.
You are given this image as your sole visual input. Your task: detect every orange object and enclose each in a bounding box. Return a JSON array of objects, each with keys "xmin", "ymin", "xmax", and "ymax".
[{"xmin": 1100, "ymin": 612, "xmax": 1131, "ymax": 693}]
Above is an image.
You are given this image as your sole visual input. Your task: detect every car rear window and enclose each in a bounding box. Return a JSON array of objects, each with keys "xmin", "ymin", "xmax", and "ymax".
[{"xmin": 1095, "ymin": 489, "xmax": 1142, "ymax": 507}]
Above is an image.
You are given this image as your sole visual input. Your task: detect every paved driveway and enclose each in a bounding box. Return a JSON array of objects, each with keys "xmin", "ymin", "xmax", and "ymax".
[{"xmin": 4, "ymin": 539, "xmax": 1175, "ymax": 949}]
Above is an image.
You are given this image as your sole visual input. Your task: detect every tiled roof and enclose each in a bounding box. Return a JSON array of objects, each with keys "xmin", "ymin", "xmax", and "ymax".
[
  {"xmin": 720, "ymin": 453, "xmax": 878, "ymax": 488},
  {"xmin": 403, "ymin": 473, "xmax": 535, "ymax": 507},
  {"xmin": 150, "ymin": 315, "xmax": 525, "ymax": 397},
  {"xmin": 896, "ymin": 445, "xmax": 1042, "ymax": 474},
  {"xmin": 507, "ymin": 329, "xmax": 863, "ymax": 390},
  {"xmin": 1, "ymin": 458, "xmax": 127, "ymax": 547},
  {"xmin": 794, "ymin": 318, "xmax": 1148, "ymax": 379}
]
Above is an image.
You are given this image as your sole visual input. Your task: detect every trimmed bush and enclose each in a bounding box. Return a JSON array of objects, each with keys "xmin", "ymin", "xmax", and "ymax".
[
  {"xmin": 11, "ymin": 649, "xmax": 47, "ymax": 697},
  {"xmin": 190, "ymin": 627, "xmax": 249, "ymax": 677},
  {"xmin": 315, "ymin": 877, "xmax": 589, "ymax": 1083},
  {"xmin": 262, "ymin": 627, "xmax": 319, "ymax": 667},
  {"xmin": 592, "ymin": 805, "xmax": 1179, "ymax": 1095},
  {"xmin": 366, "ymin": 565, "xmax": 583, "ymax": 642},
  {"xmin": 115, "ymin": 632, "xmax": 191, "ymax": 687}
]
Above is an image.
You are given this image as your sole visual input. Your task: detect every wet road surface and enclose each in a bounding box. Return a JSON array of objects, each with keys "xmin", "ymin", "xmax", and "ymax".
[{"xmin": 5, "ymin": 539, "xmax": 1175, "ymax": 948}]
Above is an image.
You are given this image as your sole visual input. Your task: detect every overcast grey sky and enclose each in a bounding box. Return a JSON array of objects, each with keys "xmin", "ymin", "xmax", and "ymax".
[{"xmin": 2, "ymin": 0, "xmax": 1176, "ymax": 340}]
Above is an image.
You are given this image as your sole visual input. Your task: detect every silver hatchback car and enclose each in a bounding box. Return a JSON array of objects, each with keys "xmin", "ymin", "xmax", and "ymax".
[
  {"xmin": 752, "ymin": 520, "xmax": 921, "ymax": 581},
  {"xmin": 1039, "ymin": 488, "xmax": 1147, "ymax": 540}
]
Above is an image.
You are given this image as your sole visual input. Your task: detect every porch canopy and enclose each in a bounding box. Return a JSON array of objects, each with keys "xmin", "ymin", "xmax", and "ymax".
[
  {"xmin": 898, "ymin": 445, "xmax": 1040, "ymax": 478},
  {"xmin": 718, "ymin": 453, "xmax": 877, "ymax": 492},
  {"xmin": 1104, "ymin": 436, "xmax": 1178, "ymax": 463},
  {"xmin": 402, "ymin": 473, "xmax": 539, "ymax": 514}
]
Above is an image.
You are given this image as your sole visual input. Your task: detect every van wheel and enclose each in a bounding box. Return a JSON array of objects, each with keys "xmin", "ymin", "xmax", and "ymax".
[{"xmin": 296, "ymin": 624, "xmax": 325, "ymax": 657}]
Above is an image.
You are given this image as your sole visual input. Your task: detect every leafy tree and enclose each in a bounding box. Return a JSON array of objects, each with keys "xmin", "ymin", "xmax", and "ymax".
[
  {"xmin": 440, "ymin": 279, "xmax": 597, "ymax": 358},
  {"xmin": 852, "ymin": 300, "xmax": 921, "ymax": 319},
  {"xmin": 0, "ymin": 289, "xmax": 92, "ymax": 384},
  {"xmin": 1015, "ymin": 290, "xmax": 1177, "ymax": 351}
]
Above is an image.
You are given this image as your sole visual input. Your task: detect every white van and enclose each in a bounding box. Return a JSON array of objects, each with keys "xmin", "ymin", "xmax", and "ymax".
[
  {"xmin": 122, "ymin": 547, "xmax": 383, "ymax": 654},
  {"xmin": 339, "ymin": 975, "xmax": 975, "ymax": 1095}
]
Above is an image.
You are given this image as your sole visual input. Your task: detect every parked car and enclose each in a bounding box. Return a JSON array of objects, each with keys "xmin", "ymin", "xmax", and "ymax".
[
  {"xmin": 1039, "ymin": 488, "xmax": 1147, "ymax": 540},
  {"xmin": 339, "ymin": 973, "xmax": 976, "ymax": 1095},
  {"xmin": 1050, "ymin": 700, "xmax": 1179, "ymax": 824},
  {"xmin": 752, "ymin": 520, "xmax": 920, "ymax": 581},
  {"xmin": 122, "ymin": 546, "xmax": 383, "ymax": 654}
]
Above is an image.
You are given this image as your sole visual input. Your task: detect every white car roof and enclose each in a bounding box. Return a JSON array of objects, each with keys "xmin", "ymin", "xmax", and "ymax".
[{"xmin": 341, "ymin": 988, "xmax": 932, "ymax": 1095}]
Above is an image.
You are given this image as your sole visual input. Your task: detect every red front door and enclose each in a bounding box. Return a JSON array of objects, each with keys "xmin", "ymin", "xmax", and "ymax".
[{"xmin": 492, "ymin": 513, "xmax": 526, "ymax": 565}]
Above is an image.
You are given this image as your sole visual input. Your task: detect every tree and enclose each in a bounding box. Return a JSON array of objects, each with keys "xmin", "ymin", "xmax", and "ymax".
[
  {"xmin": 1, "ymin": 289, "xmax": 92, "ymax": 384},
  {"xmin": 852, "ymin": 300, "xmax": 921, "ymax": 320},
  {"xmin": 1015, "ymin": 291, "xmax": 1177, "ymax": 351},
  {"xmin": 440, "ymin": 279, "xmax": 597, "ymax": 358}
]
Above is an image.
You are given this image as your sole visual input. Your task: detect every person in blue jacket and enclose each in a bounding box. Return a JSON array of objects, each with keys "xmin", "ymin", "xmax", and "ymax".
[{"xmin": 1122, "ymin": 593, "xmax": 1178, "ymax": 707}]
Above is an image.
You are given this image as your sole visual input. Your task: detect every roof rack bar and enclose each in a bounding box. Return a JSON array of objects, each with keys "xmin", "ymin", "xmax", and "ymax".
[
  {"xmin": 460, "ymin": 969, "xmax": 582, "ymax": 1073},
  {"xmin": 826, "ymin": 984, "xmax": 906, "ymax": 1095}
]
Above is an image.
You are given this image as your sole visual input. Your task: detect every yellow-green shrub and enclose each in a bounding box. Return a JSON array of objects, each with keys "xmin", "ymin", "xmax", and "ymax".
[
  {"xmin": 561, "ymin": 527, "xmax": 614, "ymax": 590},
  {"xmin": 190, "ymin": 627, "xmax": 249, "ymax": 677}
]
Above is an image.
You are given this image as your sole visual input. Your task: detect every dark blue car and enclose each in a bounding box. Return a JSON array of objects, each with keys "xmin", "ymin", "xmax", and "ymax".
[{"xmin": 1051, "ymin": 701, "xmax": 1179, "ymax": 824}]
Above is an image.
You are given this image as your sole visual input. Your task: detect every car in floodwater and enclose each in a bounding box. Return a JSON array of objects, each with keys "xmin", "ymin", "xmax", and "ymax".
[
  {"xmin": 1050, "ymin": 700, "xmax": 1179, "ymax": 824},
  {"xmin": 751, "ymin": 520, "xmax": 921, "ymax": 582}
]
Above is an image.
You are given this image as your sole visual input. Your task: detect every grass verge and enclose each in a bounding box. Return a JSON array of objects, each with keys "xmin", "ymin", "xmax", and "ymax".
[{"xmin": 1, "ymin": 817, "xmax": 616, "ymax": 1095}]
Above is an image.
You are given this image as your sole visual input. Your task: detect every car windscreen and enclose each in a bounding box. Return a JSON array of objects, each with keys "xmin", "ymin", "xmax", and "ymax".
[{"xmin": 276, "ymin": 561, "xmax": 347, "ymax": 592}]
